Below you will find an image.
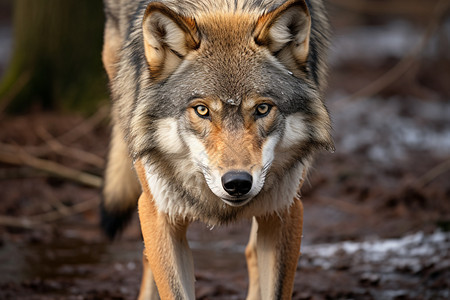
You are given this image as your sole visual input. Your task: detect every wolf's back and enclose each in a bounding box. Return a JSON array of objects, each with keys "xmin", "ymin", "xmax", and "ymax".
[{"xmin": 100, "ymin": 0, "xmax": 145, "ymax": 239}]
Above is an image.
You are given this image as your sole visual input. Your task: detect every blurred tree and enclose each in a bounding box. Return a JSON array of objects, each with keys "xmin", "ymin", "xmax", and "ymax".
[{"xmin": 0, "ymin": 0, "xmax": 107, "ymax": 113}]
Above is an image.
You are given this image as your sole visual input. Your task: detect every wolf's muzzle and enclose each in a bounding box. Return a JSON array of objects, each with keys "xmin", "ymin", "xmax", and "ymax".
[{"xmin": 221, "ymin": 171, "xmax": 253, "ymax": 196}]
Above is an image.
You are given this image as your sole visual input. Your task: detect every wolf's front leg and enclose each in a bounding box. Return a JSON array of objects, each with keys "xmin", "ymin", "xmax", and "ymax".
[
  {"xmin": 245, "ymin": 218, "xmax": 261, "ymax": 300},
  {"xmin": 137, "ymin": 191, "xmax": 195, "ymax": 300},
  {"xmin": 255, "ymin": 198, "xmax": 304, "ymax": 299},
  {"xmin": 138, "ymin": 251, "xmax": 160, "ymax": 300}
]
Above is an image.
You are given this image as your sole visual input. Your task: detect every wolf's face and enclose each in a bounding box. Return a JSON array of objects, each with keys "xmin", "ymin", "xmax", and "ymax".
[
  {"xmin": 133, "ymin": 0, "xmax": 333, "ymax": 207},
  {"xmin": 182, "ymin": 95, "xmax": 281, "ymax": 206}
]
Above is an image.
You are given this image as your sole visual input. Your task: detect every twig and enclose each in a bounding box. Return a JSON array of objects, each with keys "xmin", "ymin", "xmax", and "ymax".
[
  {"xmin": 332, "ymin": 0, "xmax": 449, "ymax": 109},
  {"xmin": 1, "ymin": 105, "xmax": 109, "ymax": 170},
  {"xmin": 58, "ymin": 104, "xmax": 109, "ymax": 144},
  {"xmin": 0, "ymin": 143, "xmax": 102, "ymax": 188},
  {"xmin": 0, "ymin": 167, "xmax": 46, "ymax": 180},
  {"xmin": 35, "ymin": 126, "xmax": 105, "ymax": 168},
  {"xmin": 314, "ymin": 195, "xmax": 371, "ymax": 216},
  {"xmin": 0, "ymin": 196, "xmax": 100, "ymax": 229},
  {"xmin": 0, "ymin": 216, "xmax": 35, "ymax": 229},
  {"xmin": 43, "ymin": 188, "xmax": 72, "ymax": 216},
  {"xmin": 21, "ymin": 105, "xmax": 109, "ymax": 155},
  {"xmin": 32, "ymin": 197, "xmax": 100, "ymax": 223},
  {"xmin": 334, "ymin": 54, "xmax": 417, "ymax": 107},
  {"xmin": 415, "ymin": 158, "xmax": 450, "ymax": 189}
]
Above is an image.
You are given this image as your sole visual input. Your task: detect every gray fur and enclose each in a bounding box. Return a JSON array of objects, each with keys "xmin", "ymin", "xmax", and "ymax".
[{"xmin": 102, "ymin": 0, "xmax": 332, "ymax": 226}]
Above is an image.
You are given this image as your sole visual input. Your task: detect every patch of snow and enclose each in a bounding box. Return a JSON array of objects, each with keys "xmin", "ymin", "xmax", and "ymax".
[
  {"xmin": 329, "ymin": 96, "xmax": 450, "ymax": 164},
  {"xmin": 301, "ymin": 231, "xmax": 450, "ymax": 271}
]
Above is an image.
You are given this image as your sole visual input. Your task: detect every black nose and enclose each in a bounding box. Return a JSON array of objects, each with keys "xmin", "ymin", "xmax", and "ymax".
[{"xmin": 221, "ymin": 171, "xmax": 253, "ymax": 196}]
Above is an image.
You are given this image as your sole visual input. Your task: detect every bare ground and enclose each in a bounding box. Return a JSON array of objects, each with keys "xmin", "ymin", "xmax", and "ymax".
[{"xmin": 0, "ymin": 2, "xmax": 449, "ymax": 299}]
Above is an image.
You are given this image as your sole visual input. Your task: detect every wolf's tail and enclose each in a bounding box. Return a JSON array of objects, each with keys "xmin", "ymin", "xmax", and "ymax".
[{"xmin": 101, "ymin": 124, "xmax": 141, "ymax": 239}]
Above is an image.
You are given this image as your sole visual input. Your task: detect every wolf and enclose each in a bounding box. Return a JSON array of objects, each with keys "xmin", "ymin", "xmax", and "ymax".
[{"xmin": 101, "ymin": 0, "xmax": 333, "ymax": 298}]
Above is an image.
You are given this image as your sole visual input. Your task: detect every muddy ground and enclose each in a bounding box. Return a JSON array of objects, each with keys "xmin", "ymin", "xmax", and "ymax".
[{"xmin": 0, "ymin": 1, "xmax": 449, "ymax": 300}]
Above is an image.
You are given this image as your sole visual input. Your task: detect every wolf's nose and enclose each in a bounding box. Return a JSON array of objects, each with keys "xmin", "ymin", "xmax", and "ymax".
[{"xmin": 221, "ymin": 171, "xmax": 253, "ymax": 196}]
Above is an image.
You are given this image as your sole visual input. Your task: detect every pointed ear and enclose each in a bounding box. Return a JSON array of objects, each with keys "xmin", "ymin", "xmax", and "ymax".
[
  {"xmin": 254, "ymin": 0, "xmax": 311, "ymax": 72},
  {"xmin": 142, "ymin": 3, "xmax": 200, "ymax": 80}
]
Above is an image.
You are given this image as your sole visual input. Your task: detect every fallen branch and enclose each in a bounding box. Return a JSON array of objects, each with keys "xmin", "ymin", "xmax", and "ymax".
[
  {"xmin": 314, "ymin": 195, "xmax": 371, "ymax": 216},
  {"xmin": 35, "ymin": 126, "xmax": 105, "ymax": 168},
  {"xmin": 0, "ymin": 143, "xmax": 102, "ymax": 188},
  {"xmin": 58, "ymin": 104, "xmax": 109, "ymax": 144},
  {"xmin": 21, "ymin": 105, "xmax": 110, "ymax": 156},
  {"xmin": 44, "ymin": 188, "xmax": 73, "ymax": 216},
  {"xmin": 0, "ymin": 196, "xmax": 100, "ymax": 229},
  {"xmin": 415, "ymin": 158, "xmax": 450, "ymax": 189},
  {"xmin": 0, "ymin": 167, "xmax": 46, "ymax": 180},
  {"xmin": 0, "ymin": 216, "xmax": 35, "ymax": 229}
]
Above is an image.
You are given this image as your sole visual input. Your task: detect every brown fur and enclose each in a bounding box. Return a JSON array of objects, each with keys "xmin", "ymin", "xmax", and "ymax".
[{"xmin": 136, "ymin": 161, "xmax": 195, "ymax": 299}]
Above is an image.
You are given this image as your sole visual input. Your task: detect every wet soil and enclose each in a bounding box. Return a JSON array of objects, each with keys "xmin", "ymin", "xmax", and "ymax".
[{"xmin": 1, "ymin": 3, "xmax": 450, "ymax": 300}]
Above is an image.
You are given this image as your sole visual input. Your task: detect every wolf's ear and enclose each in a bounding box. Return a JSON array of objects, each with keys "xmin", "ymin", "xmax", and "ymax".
[
  {"xmin": 254, "ymin": 0, "xmax": 311, "ymax": 72},
  {"xmin": 142, "ymin": 3, "xmax": 200, "ymax": 80}
]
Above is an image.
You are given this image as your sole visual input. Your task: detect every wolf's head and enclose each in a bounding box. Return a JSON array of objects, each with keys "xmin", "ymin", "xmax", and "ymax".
[{"xmin": 130, "ymin": 0, "xmax": 333, "ymax": 208}]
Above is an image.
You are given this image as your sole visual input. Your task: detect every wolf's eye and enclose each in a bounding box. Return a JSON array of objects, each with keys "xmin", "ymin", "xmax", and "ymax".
[
  {"xmin": 255, "ymin": 103, "xmax": 272, "ymax": 118},
  {"xmin": 194, "ymin": 105, "xmax": 210, "ymax": 118}
]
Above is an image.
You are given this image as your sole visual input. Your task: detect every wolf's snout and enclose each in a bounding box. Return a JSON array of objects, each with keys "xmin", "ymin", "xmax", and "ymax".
[{"xmin": 221, "ymin": 171, "xmax": 253, "ymax": 196}]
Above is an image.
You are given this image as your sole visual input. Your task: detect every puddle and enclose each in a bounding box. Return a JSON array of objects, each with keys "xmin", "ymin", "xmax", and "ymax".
[
  {"xmin": 0, "ymin": 235, "xmax": 247, "ymax": 283},
  {"xmin": 0, "ymin": 238, "xmax": 142, "ymax": 283}
]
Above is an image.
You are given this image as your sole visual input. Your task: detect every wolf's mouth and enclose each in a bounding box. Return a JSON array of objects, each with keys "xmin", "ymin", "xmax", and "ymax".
[{"xmin": 221, "ymin": 197, "xmax": 252, "ymax": 207}]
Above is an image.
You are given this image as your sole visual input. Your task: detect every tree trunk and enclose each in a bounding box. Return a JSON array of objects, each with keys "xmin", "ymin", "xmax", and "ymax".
[{"xmin": 0, "ymin": 0, "xmax": 107, "ymax": 113}]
